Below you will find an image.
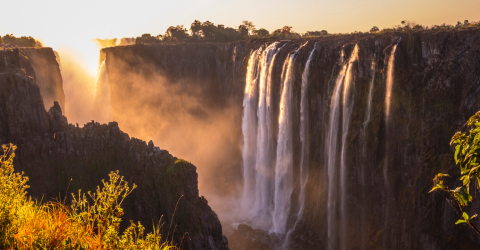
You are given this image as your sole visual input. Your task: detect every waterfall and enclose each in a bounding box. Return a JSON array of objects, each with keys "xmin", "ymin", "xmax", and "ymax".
[
  {"xmin": 242, "ymin": 48, "xmax": 262, "ymax": 211},
  {"xmin": 385, "ymin": 44, "xmax": 398, "ymax": 122},
  {"xmin": 287, "ymin": 44, "xmax": 317, "ymax": 239},
  {"xmin": 339, "ymin": 44, "xmax": 359, "ymax": 250},
  {"xmin": 272, "ymin": 52, "xmax": 295, "ymax": 235},
  {"xmin": 326, "ymin": 48, "xmax": 347, "ymax": 250},
  {"xmin": 93, "ymin": 60, "xmax": 113, "ymax": 123},
  {"xmin": 364, "ymin": 54, "xmax": 376, "ymax": 130},
  {"xmin": 382, "ymin": 40, "xmax": 399, "ymax": 248},
  {"xmin": 360, "ymin": 54, "xmax": 376, "ymax": 250},
  {"xmin": 272, "ymin": 42, "xmax": 308, "ymax": 236},
  {"xmin": 384, "ymin": 43, "xmax": 398, "ymax": 181},
  {"xmin": 252, "ymin": 42, "xmax": 280, "ymax": 226}
]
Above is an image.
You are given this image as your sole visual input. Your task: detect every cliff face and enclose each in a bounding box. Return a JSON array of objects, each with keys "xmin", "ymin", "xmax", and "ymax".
[
  {"xmin": 102, "ymin": 29, "xmax": 480, "ymax": 249},
  {"xmin": 0, "ymin": 49, "xmax": 229, "ymax": 250}
]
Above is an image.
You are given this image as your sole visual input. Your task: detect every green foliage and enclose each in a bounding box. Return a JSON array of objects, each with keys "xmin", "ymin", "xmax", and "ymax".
[
  {"xmin": 0, "ymin": 144, "xmax": 176, "ymax": 249},
  {"xmin": 136, "ymin": 34, "xmax": 163, "ymax": 45},
  {"xmin": 0, "ymin": 144, "xmax": 30, "ymax": 247},
  {"xmin": 0, "ymin": 34, "xmax": 42, "ymax": 47},
  {"xmin": 253, "ymin": 28, "xmax": 270, "ymax": 38},
  {"xmin": 430, "ymin": 111, "xmax": 480, "ymax": 234},
  {"xmin": 304, "ymin": 30, "xmax": 328, "ymax": 37},
  {"xmin": 456, "ymin": 212, "xmax": 477, "ymax": 225}
]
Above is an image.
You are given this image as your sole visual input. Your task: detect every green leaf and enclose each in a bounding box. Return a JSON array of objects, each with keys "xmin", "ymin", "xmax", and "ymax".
[
  {"xmin": 451, "ymin": 187, "xmax": 471, "ymax": 206},
  {"xmin": 455, "ymin": 145, "xmax": 461, "ymax": 164},
  {"xmin": 455, "ymin": 219, "xmax": 467, "ymax": 224},
  {"xmin": 429, "ymin": 181, "xmax": 445, "ymax": 193},
  {"xmin": 437, "ymin": 173, "xmax": 451, "ymax": 178},
  {"xmin": 462, "ymin": 212, "xmax": 470, "ymax": 220}
]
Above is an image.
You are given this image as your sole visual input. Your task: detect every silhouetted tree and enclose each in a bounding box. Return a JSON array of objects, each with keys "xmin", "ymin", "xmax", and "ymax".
[
  {"xmin": 241, "ymin": 20, "xmax": 255, "ymax": 35},
  {"xmin": 253, "ymin": 28, "xmax": 269, "ymax": 38},
  {"xmin": 166, "ymin": 25, "xmax": 189, "ymax": 40},
  {"xmin": 370, "ymin": 26, "xmax": 379, "ymax": 33},
  {"xmin": 1, "ymin": 34, "xmax": 42, "ymax": 47},
  {"xmin": 135, "ymin": 34, "xmax": 161, "ymax": 44}
]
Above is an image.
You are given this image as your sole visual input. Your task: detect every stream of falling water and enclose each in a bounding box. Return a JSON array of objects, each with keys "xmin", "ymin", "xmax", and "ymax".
[
  {"xmin": 271, "ymin": 53, "xmax": 295, "ymax": 235},
  {"xmin": 253, "ymin": 42, "xmax": 280, "ymax": 227},
  {"xmin": 382, "ymin": 40, "xmax": 400, "ymax": 248},
  {"xmin": 384, "ymin": 43, "xmax": 398, "ymax": 183},
  {"xmin": 339, "ymin": 45, "xmax": 359, "ymax": 250},
  {"xmin": 297, "ymin": 44, "xmax": 316, "ymax": 222},
  {"xmin": 286, "ymin": 44, "xmax": 317, "ymax": 241},
  {"xmin": 360, "ymin": 54, "xmax": 376, "ymax": 250},
  {"xmin": 326, "ymin": 49, "xmax": 347, "ymax": 250},
  {"xmin": 242, "ymin": 48, "xmax": 262, "ymax": 211}
]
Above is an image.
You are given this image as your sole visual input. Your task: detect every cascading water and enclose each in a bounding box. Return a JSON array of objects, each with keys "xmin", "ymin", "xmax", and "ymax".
[
  {"xmin": 272, "ymin": 43, "xmax": 307, "ymax": 236},
  {"xmin": 252, "ymin": 42, "xmax": 280, "ymax": 226},
  {"xmin": 360, "ymin": 54, "xmax": 376, "ymax": 250},
  {"xmin": 93, "ymin": 60, "xmax": 113, "ymax": 122},
  {"xmin": 242, "ymin": 48, "xmax": 262, "ymax": 211},
  {"xmin": 384, "ymin": 42, "xmax": 398, "ymax": 182},
  {"xmin": 339, "ymin": 44, "xmax": 359, "ymax": 250},
  {"xmin": 326, "ymin": 49, "xmax": 347, "ymax": 250},
  {"xmin": 382, "ymin": 40, "xmax": 399, "ymax": 247},
  {"xmin": 287, "ymin": 44, "xmax": 317, "ymax": 240}
]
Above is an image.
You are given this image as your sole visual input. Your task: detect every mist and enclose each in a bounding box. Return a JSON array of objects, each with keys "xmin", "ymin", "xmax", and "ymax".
[{"xmin": 94, "ymin": 47, "xmax": 245, "ymax": 223}]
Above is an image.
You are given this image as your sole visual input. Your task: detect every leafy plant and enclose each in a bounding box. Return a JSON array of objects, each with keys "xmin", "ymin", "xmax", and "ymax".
[
  {"xmin": 430, "ymin": 111, "xmax": 480, "ymax": 234},
  {"xmin": 0, "ymin": 143, "xmax": 177, "ymax": 249}
]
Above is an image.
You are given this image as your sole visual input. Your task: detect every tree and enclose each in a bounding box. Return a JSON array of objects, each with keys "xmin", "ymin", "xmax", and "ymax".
[
  {"xmin": 135, "ymin": 34, "xmax": 161, "ymax": 44},
  {"xmin": 253, "ymin": 28, "xmax": 269, "ymax": 38},
  {"xmin": 430, "ymin": 111, "xmax": 480, "ymax": 234},
  {"xmin": 370, "ymin": 26, "xmax": 379, "ymax": 33},
  {"xmin": 241, "ymin": 20, "xmax": 255, "ymax": 35},
  {"xmin": 238, "ymin": 25, "xmax": 249, "ymax": 37},
  {"xmin": 166, "ymin": 25, "xmax": 189, "ymax": 40},
  {"xmin": 191, "ymin": 20, "xmax": 203, "ymax": 37},
  {"xmin": 320, "ymin": 30, "xmax": 328, "ymax": 36}
]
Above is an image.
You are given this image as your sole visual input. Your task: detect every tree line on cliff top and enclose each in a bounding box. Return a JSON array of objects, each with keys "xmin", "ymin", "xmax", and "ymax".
[
  {"xmin": 0, "ymin": 34, "xmax": 42, "ymax": 48},
  {"xmin": 132, "ymin": 20, "xmax": 305, "ymax": 44},
  {"xmin": 127, "ymin": 19, "xmax": 480, "ymax": 45}
]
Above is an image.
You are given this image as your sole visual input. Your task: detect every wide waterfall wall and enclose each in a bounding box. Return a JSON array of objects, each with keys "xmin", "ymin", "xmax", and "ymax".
[{"xmin": 102, "ymin": 29, "xmax": 480, "ymax": 250}]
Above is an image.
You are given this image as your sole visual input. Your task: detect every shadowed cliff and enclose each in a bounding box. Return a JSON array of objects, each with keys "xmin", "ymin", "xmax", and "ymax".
[{"xmin": 0, "ymin": 48, "xmax": 229, "ymax": 250}]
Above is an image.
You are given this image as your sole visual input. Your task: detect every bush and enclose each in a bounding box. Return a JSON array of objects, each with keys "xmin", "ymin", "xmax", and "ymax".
[
  {"xmin": 0, "ymin": 144, "xmax": 176, "ymax": 249},
  {"xmin": 430, "ymin": 111, "xmax": 480, "ymax": 234}
]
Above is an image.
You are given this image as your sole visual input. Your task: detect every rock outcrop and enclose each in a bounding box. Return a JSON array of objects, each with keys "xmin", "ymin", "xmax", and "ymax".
[{"xmin": 0, "ymin": 48, "xmax": 229, "ymax": 250}]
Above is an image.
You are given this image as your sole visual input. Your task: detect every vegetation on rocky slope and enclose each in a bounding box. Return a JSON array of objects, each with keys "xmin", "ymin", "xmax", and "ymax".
[{"xmin": 0, "ymin": 144, "xmax": 176, "ymax": 250}]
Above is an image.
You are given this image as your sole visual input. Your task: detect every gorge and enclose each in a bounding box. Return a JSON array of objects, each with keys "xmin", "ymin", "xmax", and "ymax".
[{"xmin": 2, "ymin": 28, "xmax": 480, "ymax": 249}]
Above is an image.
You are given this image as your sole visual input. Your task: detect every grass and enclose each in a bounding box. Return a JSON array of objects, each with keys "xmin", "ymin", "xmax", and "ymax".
[{"xmin": 0, "ymin": 144, "xmax": 177, "ymax": 250}]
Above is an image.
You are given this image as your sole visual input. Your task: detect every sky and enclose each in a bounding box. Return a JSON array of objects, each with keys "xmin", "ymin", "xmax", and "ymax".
[{"xmin": 1, "ymin": 0, "xmax": 479, "ymax": 81}]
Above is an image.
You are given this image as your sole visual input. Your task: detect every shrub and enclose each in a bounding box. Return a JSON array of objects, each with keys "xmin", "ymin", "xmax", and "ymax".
[
  {"xmin": 0, "ymin": 144, "xmax": 176, "ymax": 249},
  {"xmin": 430, "ymin": 111, "xmax": 480, "ymax": 234}
]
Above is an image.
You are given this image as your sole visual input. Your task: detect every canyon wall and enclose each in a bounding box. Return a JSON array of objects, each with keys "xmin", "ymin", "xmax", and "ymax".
[
  {"xmin": 0, "ymin": 48, "xmax": 229, "ymax": 250},
  {"xmin": 102, "ymin": 29, "xmax": 480, "ymax": 249}
]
